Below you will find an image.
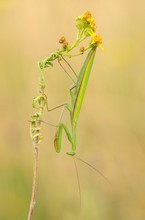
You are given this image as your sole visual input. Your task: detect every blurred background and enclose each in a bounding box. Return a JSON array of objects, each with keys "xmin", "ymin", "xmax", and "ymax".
[{"xmin": 0, "ymin": 0, "xmax": 145, "ymax": 219}]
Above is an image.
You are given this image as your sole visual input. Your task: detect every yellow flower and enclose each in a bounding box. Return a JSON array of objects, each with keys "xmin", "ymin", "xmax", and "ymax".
[
  {"xmin": 89, "ymin": 22, "xmax": 96, "ymax": 32},
  {"xmin": 76, "ymin": 11, "xmax": 92, "ymax": 20},
  {"xmin": 76, "ymin": 11, "xmax": 98, "ymax": 37},
  {"xmin": 90, "ymin": 34, "xmax": 102, "ymax": 47},
  {"xmin": 75, "ymin": 11, "xmax": 103, "ymax": 49}
]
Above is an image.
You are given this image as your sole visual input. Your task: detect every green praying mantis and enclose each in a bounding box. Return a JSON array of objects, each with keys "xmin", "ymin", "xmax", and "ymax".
[{"xmin": 54, "ymin": 47, "xmax": 96, "ymax": 156}]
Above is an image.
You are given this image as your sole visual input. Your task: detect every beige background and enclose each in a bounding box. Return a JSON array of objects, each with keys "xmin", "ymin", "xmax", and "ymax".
[{"xmin": 0, "ymin": 0, "xmax": 145, "ymax": 219}]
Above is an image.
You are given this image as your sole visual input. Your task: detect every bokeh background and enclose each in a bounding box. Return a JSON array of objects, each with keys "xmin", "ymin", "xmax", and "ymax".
[{"xmin": 1, "ymin": 0, "xmax": 145, "ymax": 220}]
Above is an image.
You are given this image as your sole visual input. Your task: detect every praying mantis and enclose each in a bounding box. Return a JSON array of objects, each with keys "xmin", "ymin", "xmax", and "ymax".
[{"xmin": 54, "ymin": 47, "xmax": 97, "ymax": 156}]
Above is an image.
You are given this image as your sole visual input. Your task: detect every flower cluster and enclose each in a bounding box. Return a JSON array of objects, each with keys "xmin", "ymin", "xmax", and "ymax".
[
  {"xmin": 76, "ymin": 11, "xmax": 102, "ymax": 48},
  {"xmin": 39, "ymin": 11, "xmax": 103, "ymax": 70}
]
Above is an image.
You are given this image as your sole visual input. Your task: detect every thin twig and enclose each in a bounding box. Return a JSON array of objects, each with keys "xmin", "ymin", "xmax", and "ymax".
[
  {"xmin": 27, "ymin": 147, "xmax": 38, "ymax": 220},
  {"xmin": 27, "ymin": 119, "xmax": 41, "ymax": 220}
]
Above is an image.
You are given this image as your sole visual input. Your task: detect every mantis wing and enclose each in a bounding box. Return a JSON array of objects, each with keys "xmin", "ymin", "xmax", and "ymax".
[{"xmin": 72, "ymin": 47, "xmax": 96, "ymax": 123}]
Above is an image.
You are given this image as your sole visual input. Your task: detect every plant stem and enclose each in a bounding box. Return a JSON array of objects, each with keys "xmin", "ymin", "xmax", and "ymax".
[{"xmin": 27, "ymin": 146, "xmax": 38, "ymax": 220}]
